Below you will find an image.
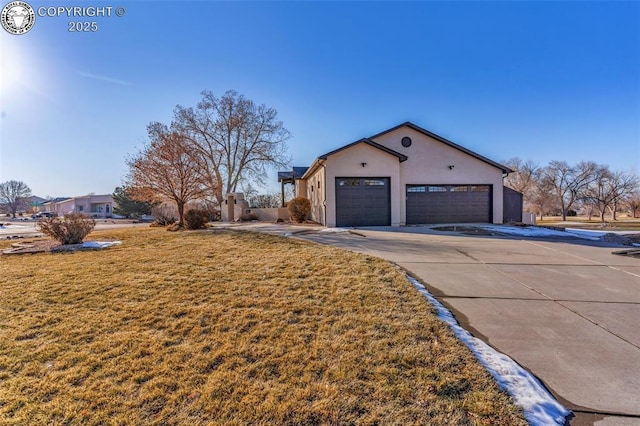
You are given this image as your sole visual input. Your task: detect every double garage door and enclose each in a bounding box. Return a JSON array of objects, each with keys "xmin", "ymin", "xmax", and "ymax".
[
  {"xmin": 335, "ymin": 179, "xmax": 491, "ymax": 226},
  {"xmin": 335, "ymin": 177, "xmax": 390, "ymax": 227},
  {"xmin": 406, "ymin": 185, "xmax": 491, "ymax": 224}
]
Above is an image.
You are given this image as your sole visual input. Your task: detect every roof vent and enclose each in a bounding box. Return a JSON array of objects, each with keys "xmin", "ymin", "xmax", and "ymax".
[{"xmin": 401, "ymin": 136, "xmax": 412, "ymax": 147}]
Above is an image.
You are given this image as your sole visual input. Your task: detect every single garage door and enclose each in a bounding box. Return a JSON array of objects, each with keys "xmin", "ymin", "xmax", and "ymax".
[
  {"xmin": 335, "ymin": 177, "xmax": 390, "ymax": 226},
  {"xmin": 406, "ymin": 185, "xmax": 491, "ymax": 224}
]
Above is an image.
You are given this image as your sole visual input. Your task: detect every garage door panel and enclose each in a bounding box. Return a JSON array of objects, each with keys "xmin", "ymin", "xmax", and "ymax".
[
  {"xmin": 407, "ymin": 185, "xmax": 491, "ymax": 224},
  {"xmin": 336, "ymin": 177, "xmax": 390, "ymax": 226}
]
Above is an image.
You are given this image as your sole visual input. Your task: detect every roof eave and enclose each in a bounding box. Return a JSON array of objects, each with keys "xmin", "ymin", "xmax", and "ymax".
[
  {"xmin": 301, "ymin": 158, "xmax": 325, "ymax": 180},
  {"xmin": 318, "ymin": 138, "xmax": 407, "ymax": 163}
]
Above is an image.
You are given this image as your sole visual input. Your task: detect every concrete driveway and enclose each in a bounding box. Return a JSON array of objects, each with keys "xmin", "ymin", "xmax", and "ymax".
[{"xmin": 287, "ymin": 226, "xmax": 640, "ymax": 426}]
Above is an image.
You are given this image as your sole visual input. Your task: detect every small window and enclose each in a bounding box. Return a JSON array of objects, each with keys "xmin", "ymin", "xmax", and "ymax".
[
  {"xmin": 450, "ymin": 186, "xmax": 468, "ymax": 192},
  {"xmin": 428, "ymin": 186, "xmax": 447, "ymax": 192},
  {"xmin": 401, "ymin": 136, "xmax": 412, "ymax": 147},
  {"xmin": 364, "ymin": 179, "xmax": 385, "ymax": 186},
  {"xmin": 338, "ymin": 179, "xmax": 360, "ymax": 187},
  {"xmin": 407, "ymin": 186, "xmax": 426, "ymax": 193},
  {"xmin": 78, "ymin": 205, "xmax": 84, "ymax": 211},
  {"xmin": 471, "ymin": 186, "xmax": 490, "ymax": 192},
  {"xmin": 317, "ymin": 180, "xmax": 320, "ymax": 189}
]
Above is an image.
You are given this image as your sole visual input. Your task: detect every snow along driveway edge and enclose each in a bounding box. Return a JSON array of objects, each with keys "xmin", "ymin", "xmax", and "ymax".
[{"xmin": 407, "ymin": 276, "xmax": 571, "ymax": 426}]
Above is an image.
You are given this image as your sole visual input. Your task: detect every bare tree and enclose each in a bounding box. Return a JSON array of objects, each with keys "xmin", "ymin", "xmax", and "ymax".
[
  {"xmin": 248, "ymin": 193, "xmax": 282, "ymax": 208},
  {"xmin": 126, "ymin": 126, "xmax": 205, "ymax": 225},
  {"xmin": 541, "ymin": 161, "xmax": 597, "ymax": 220},
  {"xmin": 581, "ymin": 165, "xmax": 614, "ymax": 223},
  {"xmin": 240, "ymin": 182, "xmax": 259, "ymax": 202},
  {"xmin": 0, "ymin": 180, "xmax": 32, "ymax": 218},
  {"xmin": 608, "ymin": 170, "xmax": 639, "ymax": 221},
  {"xmin": 504, "ymin": 158, "xmax": 539, "ymax": 193},
  {"xmin": 172, "ymin": 90, "xmax": 291, "ymax": 204},
  {"xmin": 503, "ymin": 158, "xmax": 540, "ymax": 212},
  {"xmin": 529, "ymin": 177, "xmax": 558, "ymax": 220},
  {"xmin": 628, "ymin": 191, "xmax": 640, "ymax": 218},
  {"xmin": 581, "ymin": 167, "xmax": 639, "ymax": 222}
]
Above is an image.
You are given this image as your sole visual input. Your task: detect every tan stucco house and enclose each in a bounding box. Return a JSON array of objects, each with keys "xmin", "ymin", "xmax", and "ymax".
[
  {"xmin": 280, "ymin": 122, "xmax": 514, "ymax": 227},
  {"xmin": 41, "ymin": 194, "xmax": 116, "ymax": 218}
]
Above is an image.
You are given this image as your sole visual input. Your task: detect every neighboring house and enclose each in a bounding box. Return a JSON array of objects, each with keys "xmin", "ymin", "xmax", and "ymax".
[
  {"xmin": 40, "ymin": 197, "xmax": 70, "ymax": 216},
  {"xmin": 41, "ymin": 194, "xmax": 116, "ymax": 218},
  {"xmin": 279, "ymin": 121, "xmax": 515, "ymax": 227},
  {"xmin": 26, "ymin": 196, "xmax": 47, "ymax": 213}
]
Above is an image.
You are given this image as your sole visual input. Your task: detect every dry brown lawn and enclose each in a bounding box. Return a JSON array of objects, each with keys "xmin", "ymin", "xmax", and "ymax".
[{"xmin": 0, "ymin": 227, "xmax": 526, "ymax": 425}]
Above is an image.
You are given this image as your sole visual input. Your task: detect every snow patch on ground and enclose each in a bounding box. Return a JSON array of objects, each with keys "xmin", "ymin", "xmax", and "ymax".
[
  {"xmin": 479, "ymin": 225, "xmax": 601, "ymax": 240},
  {"xmin": 407, "ymin": 276, "xmax": 571, "ymax": 426},
  {"xmin": 319, "ymin": 228, "xmax": 350, "ymax": 233},
  {"xmin": 564, "ymin": 228, "xmax": 607, "ymax": 239},
  {"xmin": 80, "ymin": 241, "xmax": 122, "ymax": 249},
  {"xmin": 0, "ymin": 223, "xmax": 30, "ymax": 229}
]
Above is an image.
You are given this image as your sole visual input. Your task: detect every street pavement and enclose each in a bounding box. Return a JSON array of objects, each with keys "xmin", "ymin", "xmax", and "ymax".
[{"xmin": 240, "ymin": 223, "xmax": 640, "ymax": 426}]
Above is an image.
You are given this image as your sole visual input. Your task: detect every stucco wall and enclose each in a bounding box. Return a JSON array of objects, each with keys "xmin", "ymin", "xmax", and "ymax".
[
  {"xmin": 322, "ymin": 143, "xmax": 401, "ymax": 227},
  {"xmin": 246, "ymin": 207, "xmax": 290, "ymax": 222},
  {"xmin": 303, "ymin": 164, "xmax": 326, "ymax": 225},
  {"xmin": 371, "ymin": 127, "xmax": 505, "ymax": 223},
  {"xmin": 88, "ymin": 194, "xmax": 113, "ymax": 204},
  {"xmin": 56, "ymin": 199, "xmax": 76, "ymax": 215}
]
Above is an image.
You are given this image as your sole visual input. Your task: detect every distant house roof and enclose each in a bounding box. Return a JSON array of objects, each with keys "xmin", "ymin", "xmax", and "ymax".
[
  {"xmin": 42, "ymin": 197, "xmax": 71, "ymax": 205},
  {"xmin": 370, "ymin": 121, "xmax": 512, "ymax": 174},
  {"xmin": 27, "ymin": 196, "xmax": 47, "ymax": 205},
  {"xmin": 278, "ymin": 166, "xmax": 309, "ymax": 182}
]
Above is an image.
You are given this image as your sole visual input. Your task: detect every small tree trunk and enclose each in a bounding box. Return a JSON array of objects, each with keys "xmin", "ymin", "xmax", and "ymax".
[
  {"xmin": 600, "ymin": 210, "xmax": 606, "ymax": 223},
  {"xmin": 611, "ymin": 203, "xmax": 617, "ymax": 221},
  {"xmin": 177, "ymin": 201, "xmax": 185, "ymax": 225}
]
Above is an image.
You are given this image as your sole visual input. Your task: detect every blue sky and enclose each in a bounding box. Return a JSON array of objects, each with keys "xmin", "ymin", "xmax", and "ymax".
[{"xmin": 1, "ymin": 1, "xmax": 638, "ymax": 198}]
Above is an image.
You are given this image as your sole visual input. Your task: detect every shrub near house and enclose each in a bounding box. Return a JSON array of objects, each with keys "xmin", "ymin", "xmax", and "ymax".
[
  {"xmin": 184, "ymin": 209, "xmax": 209, "ymax": 230},
  {"xmin": 288, "ymin": 197, "xmax": 311, "ymax": 223},
  {"xmin": 38, "ymin": 213, "xmax": 96, "ymax": 245}
]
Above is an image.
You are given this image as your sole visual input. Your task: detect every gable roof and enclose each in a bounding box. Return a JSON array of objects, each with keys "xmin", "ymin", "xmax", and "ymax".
[
  {"xmin": 370, "ymin": 121, "xmax": 513, "ymax": 174},
  {"xmin": 300, "ymin": 138, "xmax": 408, "ymax": 181},
  {"xmin": 319, "ymin": 138, "xmax": 408, "ymax": 162}
]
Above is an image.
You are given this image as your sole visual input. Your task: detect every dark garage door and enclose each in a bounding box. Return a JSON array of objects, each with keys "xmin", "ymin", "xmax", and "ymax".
[
  {"xmin": 406, "ymin": 185, "xmax": 491, "ymax": 224},
  {"xmin": 336, "ymin": 177, "xmax": 390, "ymax": 226}
]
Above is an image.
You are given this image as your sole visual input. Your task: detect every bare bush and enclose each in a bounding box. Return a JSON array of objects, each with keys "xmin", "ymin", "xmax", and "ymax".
[
  {"xmin": 184, "ymin": 209, "xmax": 209, "ymax": 229},
  {"xmin": 38, "ymin": 213, "xmax": 96, "ymax": 245},
  {"xmin": 151, "ymin": 204, "xmax": 178, "ymax": 226},
  {"xmin": 239, "ymin": 212, "xmax": 259, "ymax": 221},
  {"xmin": 287, "ymin": 197, "xmax": 311, "ymax": 223}
]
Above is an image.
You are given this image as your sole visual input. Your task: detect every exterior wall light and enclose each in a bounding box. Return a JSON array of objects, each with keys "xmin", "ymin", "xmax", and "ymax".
[
  {"xmin": 448, "ymin": 165, "xmax": 455, "ymax": 170},
  {"xmin": 361, "ymin": 162, "xmax": 367, "ymax": 167}
]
